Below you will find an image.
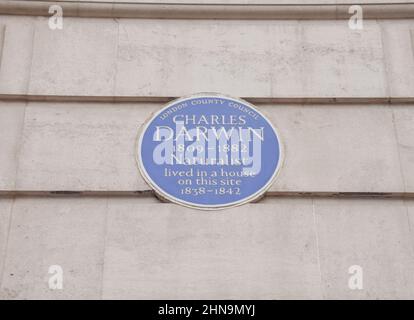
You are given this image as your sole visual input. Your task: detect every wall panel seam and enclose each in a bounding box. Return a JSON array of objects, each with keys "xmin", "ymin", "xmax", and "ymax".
[{"xmin": 2, "ymin": 94, "xmax": 414, "ymax": 104}]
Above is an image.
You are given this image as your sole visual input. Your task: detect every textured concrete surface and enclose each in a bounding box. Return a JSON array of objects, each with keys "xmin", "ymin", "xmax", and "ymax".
[
  {"xmin": 393, "ymin": 105, "xmax": 414, "ymax": 192},
  {"xmin": 0, "ymin": 23, "xmax": 4, "ymax": 65},
  {"xmin": 314, "ymin": 198, "xmax": 414, "ymax": 299},
  {"xmin": 110, "ymin": 20, "xmax": 386, "ymax": 98},
  {"xmin": 0, "ymin": 16, "xmax": 411, "ymax": 98},
  {"xmin": 299, "ymin": 21, "xmax": 386, "ymax": 98},
  {"xmin": 8, "ymin": 102, "xmax": 410, "ymax": 193},
  {"xmin": 0, "ymin": 198, "xmax": 12, "ymax": 290},
  {"xmin": 15, "ymin": 102, "xmax": 158, "ymax": 191},
  {"xmin": 102, "ymin": 198, "xmax": 321, "ymax": 299},
  {"xmin": 380, "ymin": 21, "xmax": 414, "ymax": 98},
  {"xmin": 0, "ymin": 197, "xmax": 413, "ymax": 299},
  {"xmin": 407, "ymin": 200, "xmax": 414, "ymax": 239},
  {"xmin": 0, "ymin": 102, "xmax": 26, "ymax": 190},
  {"xmin": 29, "ymin": 18, "xmax": 118, "ymax": 96},
  {"xmin": 0, "ymin": 197, "xmax": 107, "ymax": 299},
  {"xmin": 0, "ymin": 17, "xmax": 34, "ymax": 94},
  {"xmin": 0, "ymin": 17, "xmax": 388, "ymax": 98},
  {"xmin": 266, "ymin": 104, "xmax": 404, "ymax": 193}
]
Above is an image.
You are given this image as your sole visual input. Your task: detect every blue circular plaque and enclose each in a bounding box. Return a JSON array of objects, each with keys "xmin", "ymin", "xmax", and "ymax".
[{"xmin": 137, "ymin": 94, "xmax": 282, "ymax": 210}]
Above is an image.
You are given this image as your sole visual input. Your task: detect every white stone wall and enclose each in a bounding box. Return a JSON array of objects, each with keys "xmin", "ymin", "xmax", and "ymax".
[
  {"xmin": 0, "ymin": 101, "xmax": 412, "ymax": 194},
  {"xmin": 1, "ymin": 197, "xmax": 414, "ymax": 299},
  {"xmin": 0, "ymin": 3, "xmax": 414, "ymax": 299},
  {"xmin": 1, "ymin": 16, "xmax": 414, "ymax": 97}
]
